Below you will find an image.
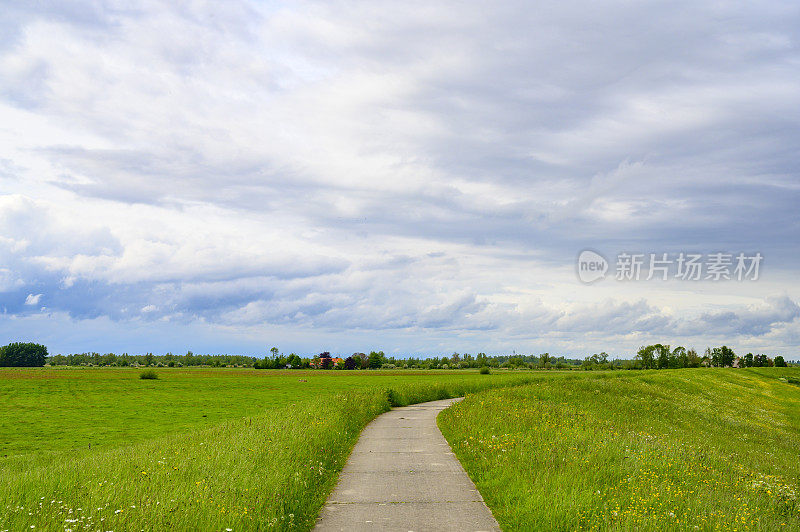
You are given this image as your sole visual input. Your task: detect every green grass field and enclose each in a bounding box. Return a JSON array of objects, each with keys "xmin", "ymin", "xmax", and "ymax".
[
  {"xmin": 3, "ymin": 367, "xmax": 799, "ymax": 531},
  {"xmin": 438, "ymin": 368, "xmax": 800, "ymax": 531},
  {"xmin": 0, "ymin": 367, "xmax": 537, "ymax": 531}
]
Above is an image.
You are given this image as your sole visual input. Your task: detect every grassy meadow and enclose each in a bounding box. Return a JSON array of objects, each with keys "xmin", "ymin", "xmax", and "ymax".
[
  {"xmin": 0, "ymin": 367, "xmax": 538, "ymax": 531},
  {"xmin": 4, "ymin": 366, "xmax": 799, "ymax": 531},
  {"xmin": 438, "ymin": 368, "xmax": 800, "ymax": 531}
]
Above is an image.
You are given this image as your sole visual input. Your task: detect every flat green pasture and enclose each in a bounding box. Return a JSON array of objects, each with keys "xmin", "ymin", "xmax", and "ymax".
[
  {"xmin": 1, "ymin": 367, "xmax": 531, "ymax": 456},
  {"xmin": 0, "ymin": 367, "xmax": 540, "ymax": 530}
]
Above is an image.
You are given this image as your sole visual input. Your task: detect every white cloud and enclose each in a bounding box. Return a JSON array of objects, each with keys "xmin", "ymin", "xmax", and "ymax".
[
  {"xmin": 0, "ymin": 1, "xmax": 798, "ymax": 356},
  {"xmin": 24, "ymin": 293, "xmax": 42, "ymax": 305}
]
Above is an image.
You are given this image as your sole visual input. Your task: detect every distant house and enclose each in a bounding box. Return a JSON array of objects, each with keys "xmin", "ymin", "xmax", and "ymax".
[{"xmin": 311, "ymin": 356, "xmax": 344, "ymax": 369}]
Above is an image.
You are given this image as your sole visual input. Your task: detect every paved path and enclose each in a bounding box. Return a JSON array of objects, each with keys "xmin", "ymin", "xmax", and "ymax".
[{"xmin": 314, "ymin": 398, "xmax": 500, "ymax": 532}]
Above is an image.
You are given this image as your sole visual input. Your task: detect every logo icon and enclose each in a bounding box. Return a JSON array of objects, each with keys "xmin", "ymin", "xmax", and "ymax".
[{"xmin": 577, "ymin": 250, "xmax": 608, "ymax": 284}]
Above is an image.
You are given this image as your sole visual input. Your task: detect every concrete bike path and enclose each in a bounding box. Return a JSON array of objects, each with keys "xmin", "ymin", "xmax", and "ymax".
[{"xmin": 314, "ymin": 398, "xmax": 500, "ymax": 532}]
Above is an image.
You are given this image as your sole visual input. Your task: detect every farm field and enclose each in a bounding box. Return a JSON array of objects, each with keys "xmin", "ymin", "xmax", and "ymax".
[
  {"xmin": 0, "ymin": 366, "xmax": 537, "ymax": 456},
  {"xmin": 0, "ymin": 367, "xmax": 545, "ymax": 531},
  {"xmin": 438, "ymin": 368, "xmax": 800, "ymax": 531}
]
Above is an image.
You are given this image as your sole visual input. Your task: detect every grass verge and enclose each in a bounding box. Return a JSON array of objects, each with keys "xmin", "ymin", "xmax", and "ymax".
[{"xmin": 438, "ymin": 368, "xmax": 800, "ymax": 531}]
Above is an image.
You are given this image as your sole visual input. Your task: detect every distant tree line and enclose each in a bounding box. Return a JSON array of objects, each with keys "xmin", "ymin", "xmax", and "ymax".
[
  {"xmin": 31, "ymin": 343, "xmax": 797, "ymax": 370},
  {"xmin": 254, "ymin": 347, "xmax": 307, "ymax": 369},
  {"xmin": 44, "ymin": 349, "xmax": 590, "ymax": 370},
  {"xmin": 0, "ymin": 342, "xmax": 48, "ymax": 367},
  {"xmin": 302, "ymin": 350, "xmax": 586, "ymax": 370},
  {"xmin": 298, "ymin": 349, "xmax": 794, "ymax": 370},
  {"xmin": 47, "ymin": 351, "xmax": 260, "ymax": 368},
  {"xmin": 631, "ymin": 344, "xmax": 788, "ymax": 370}
]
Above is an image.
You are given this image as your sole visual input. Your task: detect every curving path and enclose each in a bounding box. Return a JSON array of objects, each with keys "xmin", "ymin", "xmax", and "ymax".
[{"xmin": 314, "ymin": 398, "xmax": 500, "ymax": 532}]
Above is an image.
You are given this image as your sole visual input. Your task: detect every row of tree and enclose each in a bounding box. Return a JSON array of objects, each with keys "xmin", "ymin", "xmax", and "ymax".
[
  {"xmin": 301, "ymin": 351, "xmax": 589, "ymax": 370},
  {"xmin": 634, "ymin": 344, "xmax": 788, "ymax": 369},
  {"xmin": 47, "ymin": 351, "xmax": 258, "ymax": 368},
  {"xmin": 254, "ymin": 347, "xmax": 305, "ymax": 369},
  {"xmin": 3, "ymin": 342, "xmax": 793, "ymax": 369}
]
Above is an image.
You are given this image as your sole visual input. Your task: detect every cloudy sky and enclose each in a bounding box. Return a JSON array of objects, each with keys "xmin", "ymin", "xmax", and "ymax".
[{"xmin": 1, "ymin": 1, "xmax": 799, "ymax": 358}]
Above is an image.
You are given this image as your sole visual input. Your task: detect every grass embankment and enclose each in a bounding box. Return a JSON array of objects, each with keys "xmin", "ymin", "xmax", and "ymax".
[
  {"xmin": 438, "ymin": 368, "xmax": 800, "ymax": 531},
  {"xmin": 0, "ymin": 368, "xmax": 539, "ymax": 530}
]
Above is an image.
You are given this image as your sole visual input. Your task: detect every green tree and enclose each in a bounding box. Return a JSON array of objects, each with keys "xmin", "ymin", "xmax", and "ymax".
[
  {"xmin": 636, "ymin": 345, "xmax": 656, "ymax": 369},
  {"xmin": 686, "ymin": 348, "xmax": 701, "ymax": 368},
  {"xmin": 270, "ymin": 346, "xmax": 279, "ymax": 359},
  {"xmin": 0, "ymin": 342, "xmax": 48, "ymax": 367},
  {"xmin": 656, "ymin": 344, "xmax": 670, "ymax": 369},
  {"xmin": 710, "ymin": 347, "xmax": 722, "ymax": 367},
  {"xmin": 506, "ymin": 356, "xmax": 526, "ymax": 368},
  {"xmin": 581, "ymin": 353, "xmax": 610, "ymax": 370},
  {"xmin": 368, "ymin": 351, "xmax": 384, "ymax": 369},
  {"xmin": 354, "ymin": 352, "xmax": 368, "ymax": 369},
  {"xmin": 719, "ymin": 346, "xmax": 735, "ymax": 367},
  {"xmin": 672, "ymin": 346, "xmax": 688, "ymax": 368},
  {"xmin": 774, "ymin": 355, "xmax": 787, "ymax": 367},
  {"xmin": 744, "ymin": 353, "xmax": 754, "ymax": 367},
  {"xmin": 539, "ymin": 352, "xmax": 552, "ymax": 369}
]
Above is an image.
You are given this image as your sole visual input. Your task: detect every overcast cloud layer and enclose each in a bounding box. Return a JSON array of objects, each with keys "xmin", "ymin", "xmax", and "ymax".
[{"xmin": 1, "ymin": 1, "xmax": 799, "ymax": 357}]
